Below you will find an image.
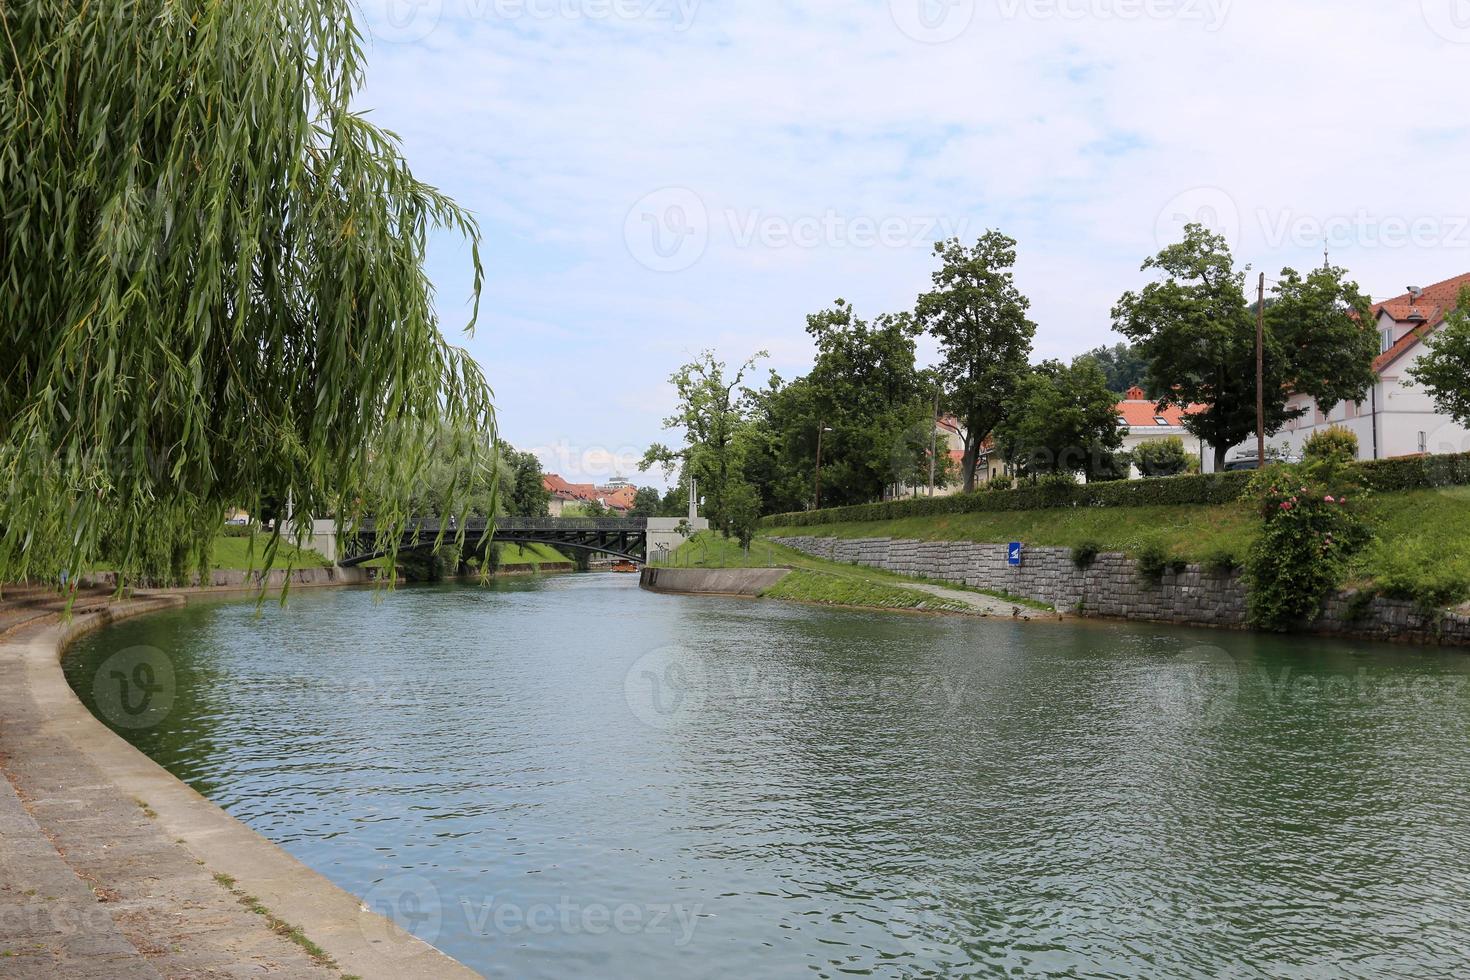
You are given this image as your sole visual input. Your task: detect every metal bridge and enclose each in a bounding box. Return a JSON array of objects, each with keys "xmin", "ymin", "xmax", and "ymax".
[{"xmin": 338, "ymin": 517, "xmax": 649, "ymax": 567}]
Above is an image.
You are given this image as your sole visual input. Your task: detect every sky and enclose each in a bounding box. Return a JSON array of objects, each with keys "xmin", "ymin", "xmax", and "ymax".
[{"xmin": 354, "ymin": 0, "xmax": 1470, "ymax": 488}]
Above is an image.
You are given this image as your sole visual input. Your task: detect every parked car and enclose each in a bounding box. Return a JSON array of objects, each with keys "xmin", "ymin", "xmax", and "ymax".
[{"xmin": 1224, "ymin": 447, "xmax": 1297, "ymax": 471}]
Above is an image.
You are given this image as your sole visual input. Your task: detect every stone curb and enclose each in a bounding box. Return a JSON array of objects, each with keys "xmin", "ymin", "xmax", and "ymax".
[{"xmin": 9, "ymin": 597, "xmax": 482, "ymax": 979}]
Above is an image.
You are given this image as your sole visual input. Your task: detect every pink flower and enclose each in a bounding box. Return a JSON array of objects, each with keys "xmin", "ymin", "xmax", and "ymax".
[
  {"xmin": 1324, "ymin": 495, "xmax": 1336, "ymax": 503},
  {"xmin": 1280, "ymin": 502, "xmax": 1293, "ymax": 511}
]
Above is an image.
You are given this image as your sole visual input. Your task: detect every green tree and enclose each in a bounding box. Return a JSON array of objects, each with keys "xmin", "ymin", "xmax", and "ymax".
[
  {"xmin": 640, "ymin": 351, "xmax": 766, "ymax": 530},
  {"xmin": 630, "ymin": 487, "xmax": 662, "ymax": 518},
  {"xmin": 1113, "ymin": 225, "xmax": 1375, "ymax": 471},
  {"xmin": 1079, "ymin": 341, "xmax": 1150, "ymax": 394},
  {"xmin": 994, "ymin": 359, "xmax": 1124, "ymax": 480},
  {"xmin": 1133, "ymin": 437, "xmax": 1190, "ymax": 477},
  {"xmin": 916, "ymin": 233, "xmax": 1037, "ymax": 491},
  {"xmin": 722, "ymin": 481, "xmax": 760, "ymax": 549},
  {"xmin": 497, "ymin": 445, "xmax": 551, "ymax": 517},
  {"xmin": 1, "ymin": 1, "xmax": 494, "ymax": 584},
  {"xmin": 1409, "ymin": 286, "xmax": 1470, "ymax": 427}
]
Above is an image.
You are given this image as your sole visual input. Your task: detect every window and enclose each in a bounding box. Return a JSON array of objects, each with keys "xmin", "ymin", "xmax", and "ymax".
[
  {"xmin": 1381, "ymin": 329, "xmax": 1393, "ymax": 353},
  {"xmin": 1419, "ymin": 432, "xmax": 1428, "ymax": 454},
  {"xmin": 1154, "ymin": 417, "xmax": 1170, "ymax": 426}
]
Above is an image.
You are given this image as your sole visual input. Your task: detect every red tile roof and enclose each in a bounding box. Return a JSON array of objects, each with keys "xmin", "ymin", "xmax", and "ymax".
[
  {"xmin": 541, "ymin": 474, "xmax": 636, "ymax": 513},
  {"xmin": 1371, "ymin": 272, "xmax": 1470, "ymax": 371},
  {"xmin": 1116, "ymin": 386, "xmax": 1202, "ymax": 428}
]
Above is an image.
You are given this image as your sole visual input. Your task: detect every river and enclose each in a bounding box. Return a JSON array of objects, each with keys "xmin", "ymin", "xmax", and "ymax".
[{"xmin": 64, "ymin": 574, "xmax": 1470, "ymax": 978}]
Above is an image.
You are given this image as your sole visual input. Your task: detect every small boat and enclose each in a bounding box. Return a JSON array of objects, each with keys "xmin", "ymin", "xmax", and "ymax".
[{"xmin": 611, "ymin": 561, "xmax": 640, "ymax": 574}]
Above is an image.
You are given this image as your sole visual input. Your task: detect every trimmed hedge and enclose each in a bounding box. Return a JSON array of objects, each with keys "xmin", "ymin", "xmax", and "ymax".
[
  {"xmin": 760, "ymin": 451, "xmax": 1470, "ymax": 529},
  {"xmin": 1355, "ymin": 451, "xmax": 1470, "ymax": 493},
  {"xmin": 761, "ymin": 471, "xmax": 1255, "ymax": 528}
]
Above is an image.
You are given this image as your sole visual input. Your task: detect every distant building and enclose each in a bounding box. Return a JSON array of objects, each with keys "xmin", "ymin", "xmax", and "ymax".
[
  {"xmin": 541, "ymin": 474, "xmax": 637, "ymax": 516},
  {"xmin": 1269, "ymin": 272, "xmax": 1470, "ymax": 462},
  {"xmin": 1116, "ymin": 386, "xmax": 1207, "ymax": 476}
]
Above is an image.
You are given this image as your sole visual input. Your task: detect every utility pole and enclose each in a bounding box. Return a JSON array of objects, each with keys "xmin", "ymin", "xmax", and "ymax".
[
  {"xmin": 814, "ymin": 422, "xmax": 832, "ymax": 510},
  {"xmin": 1256, "ymin": 271, "xmax": 1267, "ymax": 470},
  {"xmin": 927, "ymin": 386, "xmax": 941, "ymax": 497}
]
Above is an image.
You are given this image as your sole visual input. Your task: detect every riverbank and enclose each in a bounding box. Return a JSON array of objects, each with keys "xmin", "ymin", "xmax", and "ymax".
[
  {"xmin": 0, "ymin": 586, "xmax": 479, "ymax": 978},
  {"xmin": 649, "ymin": 534, "xmax": 1058, "ymax": 618},
  {"xmin": 768, "ymin": 533, "xmax": 1470, "ymax": 646}
]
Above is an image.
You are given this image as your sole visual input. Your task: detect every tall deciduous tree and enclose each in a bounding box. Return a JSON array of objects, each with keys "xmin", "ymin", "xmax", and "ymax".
[
  {"xmin": 640, "ymin": 351, "xmax": 766, "ymax": 531},
  {"xmin": 1112, "ymin": 225, "xmax": 1376, "ymax": 471},
  {"xmin": 994, "ymin": 359, "xmax": 1124, "ymax": 479},
  {"xmin": 1409, "ymin": 286, "xmax": 1470, "ymax": 428},
  {"xmin": 1, "ymin": 1, "xmax": 494, "ymax": 584},
  {"xmin": 916, "ymin": 233, "xmax": 1037, "ymax": 491}
]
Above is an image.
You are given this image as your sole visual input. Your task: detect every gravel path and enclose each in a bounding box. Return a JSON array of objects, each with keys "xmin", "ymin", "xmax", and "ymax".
[{"xmin": 903, "ymin": 582, "xmax": 1051, "ymax": 618}]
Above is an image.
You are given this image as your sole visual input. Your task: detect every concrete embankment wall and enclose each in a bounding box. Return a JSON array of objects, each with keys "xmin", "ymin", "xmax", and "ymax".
[
  {"xmin": 80, "ymin": 564, "xmax": 372, "ymax": 592},
  {"xmin": 641, "ymin": 566, "xmax": 790, "ymax": 597},
  {"xmin": 769, "ymin": 535, "xmax": 1470, "ymax": 647}
]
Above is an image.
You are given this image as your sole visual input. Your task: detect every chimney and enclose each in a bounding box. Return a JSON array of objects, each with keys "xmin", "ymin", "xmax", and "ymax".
[
  {"xmin": 1408, "ymin": 286, "xmax": 1424, "ymax": 301},
  {"xmin": 1125, "ymin": 385, "xmax": 1146, "ymax": 401}
]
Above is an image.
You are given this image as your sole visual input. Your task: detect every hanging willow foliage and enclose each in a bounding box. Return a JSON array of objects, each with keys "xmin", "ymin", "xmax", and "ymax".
[{"xmin": 0, "ymin": 0, "xmax": 495, "ymax": 587}]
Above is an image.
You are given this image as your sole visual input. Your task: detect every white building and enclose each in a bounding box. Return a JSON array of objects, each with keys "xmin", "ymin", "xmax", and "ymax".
[
  {"xmin": 1271, "ymin": 273, "xmax": 1470, "ymax": 462},
  {"xmin": 1115, "ymin": 386, "xmax": 1210, "ymax": 476}
]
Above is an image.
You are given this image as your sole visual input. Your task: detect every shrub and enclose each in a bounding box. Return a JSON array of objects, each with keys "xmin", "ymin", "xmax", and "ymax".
[
  {"xmin": 1136, "ymin": 542, "xmax": 1171, "ymax": 583},
  {"xmin": 1368, "ymin": 535, "xmax": 1470, "ymax": 612},
  {"xmin": 1134, "ymin": 437, "xmax": 1190, "ymax": 477},
  {"xmin": 1202, "ymin": 547, "xmax": 1241, "ymax": 575},
  {"xmin": 1244, "ymin": 463, "xmax": 1371, "ymax": 631},
  {"xmin": 1356, "ymin": 450, "xmax": 1470, "ymax": 492},
  {"xmin": 221, "ymin": 523, "xmax": 256, "ymax": 538},
  {"xmin": 1072, "ymin": 540, "xmax": 1102, "ymax": 569},
  {"xmin": 986, "ymin": 475, "xmax": 1015, "ymax": 491},
  {"xmin": 1304, "ymin": 426, "xmax": 1359, "ymax": 465}
]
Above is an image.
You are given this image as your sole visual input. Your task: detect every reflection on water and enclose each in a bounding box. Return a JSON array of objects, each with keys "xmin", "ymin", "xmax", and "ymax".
[{"xmin": 65, "ymin": 574, "xmax": 1470, "ymax": 978}]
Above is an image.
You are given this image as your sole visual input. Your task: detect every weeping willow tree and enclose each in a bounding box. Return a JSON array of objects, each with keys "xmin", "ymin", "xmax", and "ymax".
[{"xmin": 0, "ymin": 1, "xmax": 495, "ymax": 586}]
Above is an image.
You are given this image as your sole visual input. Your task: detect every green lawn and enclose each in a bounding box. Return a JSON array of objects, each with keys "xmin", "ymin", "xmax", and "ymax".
[
  {"xmin": 766, "ymin": 501, "xmax": 1258, "ymax": 563},
  {"xmin": 495, "ymin": 543, "xmax": 571, "ymax": 566},
  {"xmin": 209, "ymin": 535, "xmax": 333, "ymax": 570}
]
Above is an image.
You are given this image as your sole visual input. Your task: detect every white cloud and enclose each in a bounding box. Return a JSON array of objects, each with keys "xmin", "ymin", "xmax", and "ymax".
[{"xmin": 355, "ymin": 0, "xmax": 1470, "ymax": 486}]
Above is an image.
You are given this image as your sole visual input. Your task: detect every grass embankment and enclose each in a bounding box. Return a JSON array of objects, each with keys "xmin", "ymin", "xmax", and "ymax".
[
  {"xmin": 765, "ymin": 487, "xmax": 1470, "ymax": 607},
  {"xmin": 495, "ymin": 543, "xmax": 572, "ymax": 567},
  {"xmin": 209, "ymin": 535, "xmax": 332, "ymax": 570},
  {"xmin": 657, "ymin": 533, "xmax": 1029, "ymax": 614}
]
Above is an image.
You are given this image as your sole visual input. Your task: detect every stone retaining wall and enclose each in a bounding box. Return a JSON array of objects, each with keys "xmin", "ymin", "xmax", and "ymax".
[{"xmin": 770, "ymin": 536, "xmax": 1470, "ymax": 647}]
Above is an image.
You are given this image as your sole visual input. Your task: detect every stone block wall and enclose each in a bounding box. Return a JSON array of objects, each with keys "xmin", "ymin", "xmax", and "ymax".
[{"xmin": 770, "ymin": 535, "xmax": 1470, "ymax": 646}]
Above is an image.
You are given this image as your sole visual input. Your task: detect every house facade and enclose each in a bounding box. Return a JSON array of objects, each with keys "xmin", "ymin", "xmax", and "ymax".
[{"xmin": 1270, "ymin": 272, "xmax": 1470, "ymax": 462}]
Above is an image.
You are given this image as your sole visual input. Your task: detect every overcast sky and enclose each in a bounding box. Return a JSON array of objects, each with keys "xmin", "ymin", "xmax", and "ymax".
[{"xmin": 355, "ymin": 0, "xmax": 1470, "ymax": 487}]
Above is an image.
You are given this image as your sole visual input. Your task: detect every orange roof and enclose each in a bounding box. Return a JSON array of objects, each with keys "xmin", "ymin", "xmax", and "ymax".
[
  {"xmin": 1116, "ymin": 386, "xmax": 1201, "ymax": 428},
  {"xmin": 1371, "ymin": 272, "xmax": 1470, "ymax": 371},
  {"xmin": 601, "ymin": 485, "xmax": 637, "ymax": 512}
]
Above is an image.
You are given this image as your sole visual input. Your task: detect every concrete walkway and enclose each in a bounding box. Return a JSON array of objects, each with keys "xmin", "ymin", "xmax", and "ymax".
[
  {"xmin": 902, "ymin": 582, "xmax": 1050, "ymax": 618},
  {"xmin": 0, "ymin": 587, "xmax": 478, "ymax": 979}
]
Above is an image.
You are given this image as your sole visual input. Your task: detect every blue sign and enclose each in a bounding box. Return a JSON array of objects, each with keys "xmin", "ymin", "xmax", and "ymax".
[{"xmin": 1008, "ymin": 542, "xmax": 1023, "ymax": 567}]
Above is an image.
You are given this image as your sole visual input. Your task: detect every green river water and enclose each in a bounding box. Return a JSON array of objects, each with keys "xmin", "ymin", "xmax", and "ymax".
[{"xmin": 63, "ymin": 573, "xmax": 1470, "ymax": 978}]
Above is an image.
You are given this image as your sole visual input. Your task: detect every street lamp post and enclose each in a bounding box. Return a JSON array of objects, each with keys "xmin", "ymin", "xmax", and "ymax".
[{"xmin": 814, "ymin": 423, "xmax": 834, "ymax": 510}]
